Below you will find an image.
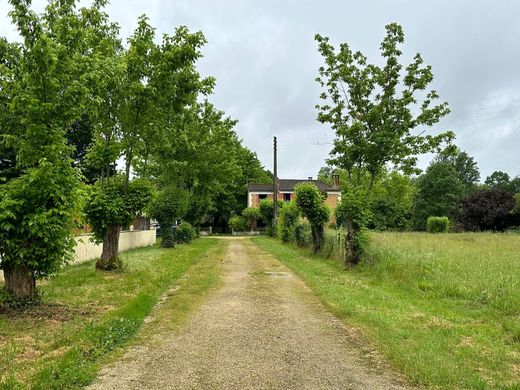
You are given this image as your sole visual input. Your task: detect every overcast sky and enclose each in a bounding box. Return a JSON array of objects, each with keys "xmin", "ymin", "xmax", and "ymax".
[{"xmin": 1, "ymin": 1, "xmax": 519, "ymax": 181}]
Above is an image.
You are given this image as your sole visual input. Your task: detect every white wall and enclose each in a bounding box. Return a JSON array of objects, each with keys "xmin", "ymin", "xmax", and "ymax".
[
  {"xmin": 0, "ymin": 230, "xmax": 157, "ymax": 282},
  {"xmin": 72, "ymin": 230, "xmax": 156, "ymax": 264}
]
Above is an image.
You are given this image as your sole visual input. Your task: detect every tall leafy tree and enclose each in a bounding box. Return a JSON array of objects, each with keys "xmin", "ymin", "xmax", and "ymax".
[
  {"xmin": 436, "ymin": 146, "xmax": 480, "ymax": 195},
  {"xmin": 484, "ymin": 171, "xmax": 520, "ymax": 193},
  {"xmin": 369, "ymin": 170, "xmax": 416, "ymax": 230},
  {"xmin": 315, "ymin": 23, "xmax": 453, "ymax": 265},
  {"xmin": 84, "ymin": 17, "xmax": 212, "ymax": 265},
  {"xmin": 412, "ymin": 161, "xmax": 464, "ymax": 230},
  {"xmin": 0, "ymin": 0, "xmax": 106, "ymax": 299}
]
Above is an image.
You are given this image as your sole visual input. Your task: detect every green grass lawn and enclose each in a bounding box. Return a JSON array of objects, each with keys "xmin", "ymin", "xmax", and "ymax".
[
  {"xmin": 253, "ymin": 232, "xmax": 520, "ymax": 389},
  {"xmin": 0, "ymin": 238, "xmax": 223, "ymax": 389}
]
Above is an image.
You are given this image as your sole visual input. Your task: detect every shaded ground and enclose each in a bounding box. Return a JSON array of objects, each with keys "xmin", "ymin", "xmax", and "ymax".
[{"xmin": 88, "ymin": 238, "xmax": 410, "ymax": 389}]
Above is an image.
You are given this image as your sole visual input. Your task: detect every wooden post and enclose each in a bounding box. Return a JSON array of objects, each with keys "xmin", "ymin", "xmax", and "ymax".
[{"xmin": 273, "ymin": 136, "xmax": 278, "ymax": 233}]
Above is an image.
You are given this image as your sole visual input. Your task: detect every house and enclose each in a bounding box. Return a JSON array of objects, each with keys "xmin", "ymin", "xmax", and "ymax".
[{"xmin": 247, "ymin": 175, "xmax": 341, "ymax": 214}]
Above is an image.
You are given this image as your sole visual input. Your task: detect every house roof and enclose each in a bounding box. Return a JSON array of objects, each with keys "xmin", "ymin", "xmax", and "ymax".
[{"xmin": 248, "ymin": 179, "xmax": 337, "ymax": 193}]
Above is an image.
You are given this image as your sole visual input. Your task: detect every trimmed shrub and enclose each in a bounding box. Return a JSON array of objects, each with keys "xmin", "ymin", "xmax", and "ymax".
[
  {"xmin": 294, "ymin": 222, "xmax": 311, "ymax": 248},
  {"xmin": 228, "ymin": 215, "xmax": 247, "ymax": 232},
  {"xmin": 259, "ymin": 199, "xmax": 283, "ymax": 235},
  {"xmin": 294, "ymin": 183, "xmax": 330, "ymax": 253},
  {"xmin": 176, "ymin": 221, "xmax": 196, "ymax": 244},
  {"xmin": 148, "ymin": 186, "xmax": 189, "ymax": 248},
  {"xmin": 426, "ymin": 216, "xmax": 449, "ymax": 233},
  {"xmin": 277, "ymin": 201, "xmax": 299, "ymax": 243},
  {"xmin": 335, "ymin": 187, "xmax": 371, "ymax": 265},
  {"xmin": 242, "ymin": 207, "xmax": 261, "ymax": 231}
]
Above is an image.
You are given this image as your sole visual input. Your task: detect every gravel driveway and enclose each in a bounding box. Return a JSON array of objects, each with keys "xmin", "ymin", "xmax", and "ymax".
[{"xmin": 88, "ymin": 238, "xmax": 410, "ymax": 389}]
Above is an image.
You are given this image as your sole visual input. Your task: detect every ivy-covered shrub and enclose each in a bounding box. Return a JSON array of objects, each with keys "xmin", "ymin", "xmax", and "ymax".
[
  {"xmin": 335, "ymin": 188, "xmax": 371, "ymax": 265},
  {"xmin": 426, "ymin": 216, "xmax": 449, "ymax": 233},
  {"xmin": 277, "ymin": 201, "xmax": 299, "ymax": 243},
  {"xmin": 228, "ymin": 215, "xmax": 247, "ymax": 232},
  {"xmin": 176, "ymin": 221, "xmax": 197, "ymax": 244},
  {"xmin": 148, "ymin": 187, "xmax": 189, "ymax": 248},
  {"xmin": 294, "ymin": 183, "xmax": 329, "ymax": 253},
  {"xmin": 294, "ymin": 222, "xmax": 311, "ymax": 248},
  {"xmin": 242, "ymin": 207, "xmax": 261, "ymax": 231}
]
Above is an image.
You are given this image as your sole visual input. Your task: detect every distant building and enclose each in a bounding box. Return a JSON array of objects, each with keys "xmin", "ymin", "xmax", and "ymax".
[{"xmin": 247, "ymin": 176, "xmax": 341, "ymax": 217}]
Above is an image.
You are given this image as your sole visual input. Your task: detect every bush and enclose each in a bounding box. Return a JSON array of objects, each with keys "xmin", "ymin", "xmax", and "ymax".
[
  {"xmin": 259, "ymin": 199, "xmax": 283, "ymax": 235},
  {"xmin": 335, "ymin": 188, "xmax": 371, "ymax": 265},
  {"xmin": 228, "ymin": 215, "xmax": 247, "ymax": 232},
  {"xmin": 294, "ymin": 222, "xmax": 311, "ymax": 248},
  {"xmin": 147, "ymin": 187, "xmax": 189, "ymax": 248},
  {"xmin": 242, "ymin": 207, "xmax": 261, "ymax": 231},
  {"xmin": 294, "ymin": 183, "xmax": 330, "ymax": 253},
  {"xmin": 176, "ymin": 222, "xmax": 196, "ymax": 244},
  {"xmin": 456, "ymin": 189, "xmax": 519, "ymax": 231},
  {"xmin": 427, "ymin": 216, "xmax": 450, "ymax": 233},
  {"xmin": 277, "ymin": 201, "xmax": 299, "ymax": 243}
]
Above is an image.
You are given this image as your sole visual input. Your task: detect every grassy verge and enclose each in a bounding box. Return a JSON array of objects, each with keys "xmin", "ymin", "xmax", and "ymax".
[
  {"xmin": 0, "ymin": 238, "xmax": 222, "ymax": 389},
  {"xmin": 253, "ymin": 233, "xmax": 520, "ymax": 389}
]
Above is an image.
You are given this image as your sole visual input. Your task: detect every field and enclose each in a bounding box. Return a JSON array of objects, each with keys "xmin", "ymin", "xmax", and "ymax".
[
  {"xmin": 0, "ymin": 238, "xmax": 224, "ymax": 389},
  {"xmin": 253, "ymin": 232, "xmax": 520, "ymax": 389}
]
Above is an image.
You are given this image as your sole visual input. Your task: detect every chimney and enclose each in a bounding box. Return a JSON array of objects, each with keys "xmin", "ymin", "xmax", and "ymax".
[
  {"xmin": 308, "ymin": 176, "xmax": 313, "ymax": 181},
  {"xmin": 332, "ymin": 174, "xmax": 340, "ymax": 189}
]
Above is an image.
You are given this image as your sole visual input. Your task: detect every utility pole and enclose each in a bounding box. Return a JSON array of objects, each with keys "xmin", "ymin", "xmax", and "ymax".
[{"xmin": 273, "ymin": 136, "xmax": 278, "ymax": 233}]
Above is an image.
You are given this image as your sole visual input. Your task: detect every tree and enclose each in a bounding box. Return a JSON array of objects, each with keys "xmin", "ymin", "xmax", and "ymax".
[
  {"xmin": 85, "ymin": 16, "xmax": 212, "ymax": 261},
  {"xmin": 148, "ymin": 187, "xmax": 189, "ymax": 248},
  {"xmin": 294, "ymin": 183, "xmax": 329, "ymax": 253},
  {"xmin": 436, "ymin": 146, "xmax": 480, "ymax": 195},
  {"xmin": 484, "ymin": 171, "xmax": 520, "ymax": 193},
  {"xmin": 315, "ymin": 23, "xmax": 453, "ymax": 265},
  {"xmin": 369, "ymin": 170, "xmax": 415, "ymax": 230},
  {"xmin": 84, "ymin": 177, "xmax": 153, "ymax": 268},
  {"xmin": 0, "ymin": 0, "xmax": 107, "ymax": 299},
  {"xmin": 412, "ymin": 162, "xmax": 464, "ymax": 230},
  {"xmin": 457, "ymin": 189, "xmax": 519, "ymax": 231}
]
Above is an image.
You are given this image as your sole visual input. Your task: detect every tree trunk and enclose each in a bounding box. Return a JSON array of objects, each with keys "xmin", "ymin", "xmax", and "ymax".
[
  {"xmin": 311, "ymin": 225, "xmax": 324, "ymax": 253},
  {"xmin": 3, "ymin": 265, "xmax": 36, "ymax": 300},
  {"xmin": 96, "ymin": 224, "xmax": 122, "ymax": 270},
  {"xmin": 345, "ymin": 221, "xmax": 361, "ymax": 267}
]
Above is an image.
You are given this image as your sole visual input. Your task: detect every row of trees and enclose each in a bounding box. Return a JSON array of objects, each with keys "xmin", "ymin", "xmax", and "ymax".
[
  {"xmin": 320, "ymin": 149, "xmax": 520, "ymax": 235},
  {"xmin": 0, "ymin": 0, "xmax": 269, "ymax": 300}
]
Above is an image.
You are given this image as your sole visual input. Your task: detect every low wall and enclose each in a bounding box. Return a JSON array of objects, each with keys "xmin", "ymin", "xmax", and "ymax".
[
  {"xmin": 73, "ymin": 229, "xmax": 156, "ymax": 264},
  {"xmin": 0, "ymin": 230, "xmax": 157, "ymax": 282}
]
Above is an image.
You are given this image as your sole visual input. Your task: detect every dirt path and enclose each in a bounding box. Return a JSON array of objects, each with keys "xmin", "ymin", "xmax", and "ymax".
[{"xmin": 88, "ymin": 238, "xmax": 410, "ymax": 389}]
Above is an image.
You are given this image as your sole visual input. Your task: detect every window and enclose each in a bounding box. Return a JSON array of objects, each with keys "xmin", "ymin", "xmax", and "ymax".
[
  {"xmin": 283, "ymin": 193, "xmax": 291, "ymax": 202},
  {"xmin": 259, "ymin": 194, "xmax": 267, "ymax": 200}
]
